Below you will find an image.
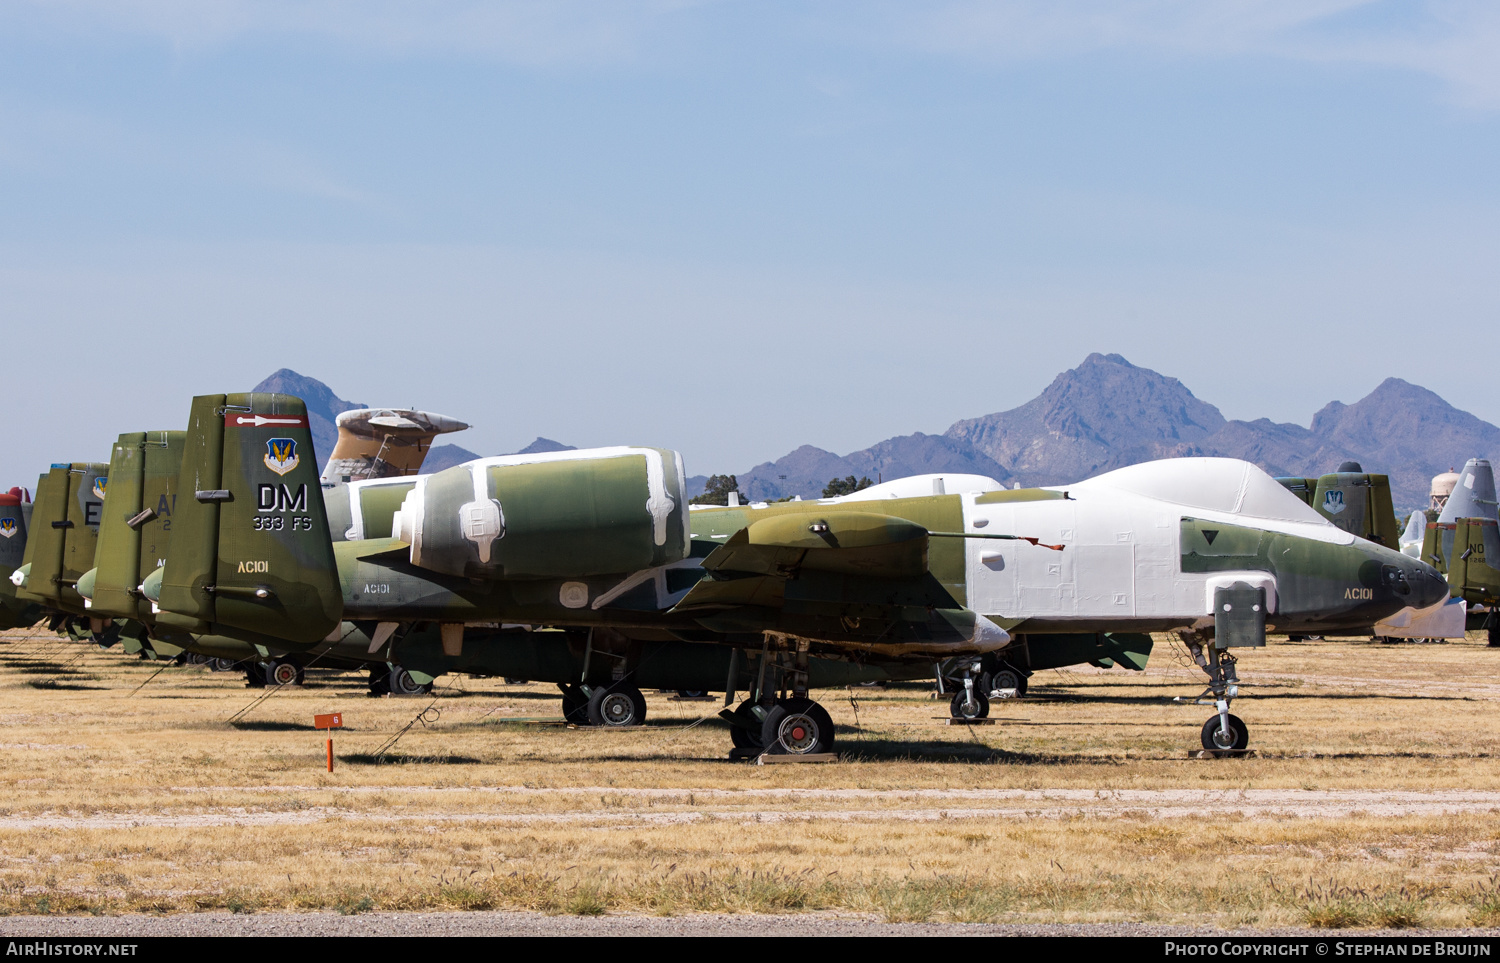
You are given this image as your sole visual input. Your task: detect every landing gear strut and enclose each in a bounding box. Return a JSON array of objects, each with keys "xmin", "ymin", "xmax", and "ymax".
[{"xmin": 1183, "ymin": 636, "xmax": 1250, "ymax": 757}]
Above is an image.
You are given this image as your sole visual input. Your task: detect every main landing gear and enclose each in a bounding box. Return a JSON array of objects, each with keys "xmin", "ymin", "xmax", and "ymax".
[
  {"xmin": 243, "ymin": 658, "xmax": 303, "ymax": 688},
  {"xmin": 722, "ymin": 634, "xmax": 836, "ymax": 757},
  {"xmin": 368, "ymin": 664, "xmax": 434, "ymax": 697},
  {"xmin": 557, "ymin": 682, "xmax": 649, "ymax": 727}
]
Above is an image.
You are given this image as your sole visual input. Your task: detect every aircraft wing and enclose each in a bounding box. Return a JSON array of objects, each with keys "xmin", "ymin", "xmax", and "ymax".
[{"xmin": 670, "ymin": 512, "xmax": 1008, "ymax": 658}]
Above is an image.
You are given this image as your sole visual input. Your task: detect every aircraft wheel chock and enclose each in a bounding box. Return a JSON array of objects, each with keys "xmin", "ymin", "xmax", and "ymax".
[
  {"xmin": 950, "ymin": 689, "xmax": 989, "ymax": 720},
  {"xmin": 761, "ymin": 698, "xmax": 834, "ymax": 755},
  {"xmin": 1201, "ymin": 713, "xmax": 1249, "ymax": 756},
  {"xmin": 588, "ymin": 685, "xmax": 646, "ymax": 727}
]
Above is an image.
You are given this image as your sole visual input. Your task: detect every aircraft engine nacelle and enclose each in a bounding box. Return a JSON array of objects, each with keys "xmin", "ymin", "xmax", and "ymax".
[{"xmin": 392, "ymin": 447, "xmax": 690, "ymax": 580}]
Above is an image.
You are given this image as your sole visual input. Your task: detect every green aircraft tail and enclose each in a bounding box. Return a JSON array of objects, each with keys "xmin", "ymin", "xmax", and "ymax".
[
  {"xmin": 14, "ymin": 463, "xmax": 107, "ymax": 614},
  {"xmin": 0, "ymin": 487, "xmax": 41, "ymax": 629},
  {"xmin": 1448, "ymin": 517, "xmax": 1500, "ymax": 604},
  {"xmin": 90, "ymin": 432, "xmax": 185, "ymax": 621},
  {"xmin": 155, "ymin": 393, "xmax": 342, "ymax": 647},
  {"xmin": 1310, "ymin": 471, "xmax": 1399, "ymax": 548}
]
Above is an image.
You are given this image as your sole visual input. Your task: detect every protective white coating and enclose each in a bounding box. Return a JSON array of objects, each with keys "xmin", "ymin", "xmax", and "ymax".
[
  {"xmin": 459, "ymin": 462, "xmax": 505, "ymax": 564},
  {"xmin": 834, "ymin": 473, "xmax": 1004, "ymax": 503},
  {"xmin": 965, "ymin": 458, "xmax": 1351, "ymax": 624}
]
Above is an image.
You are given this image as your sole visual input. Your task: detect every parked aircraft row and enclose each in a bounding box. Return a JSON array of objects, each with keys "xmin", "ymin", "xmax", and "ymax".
[{"xmin": 0, "ymin": 392, "xmax": 1455, "ymax": 758}]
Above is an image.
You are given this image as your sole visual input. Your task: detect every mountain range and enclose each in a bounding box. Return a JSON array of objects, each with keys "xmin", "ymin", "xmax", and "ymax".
[{"xmin": 255, "ymin": 354, "xmax": 1500, "ymax": 513}]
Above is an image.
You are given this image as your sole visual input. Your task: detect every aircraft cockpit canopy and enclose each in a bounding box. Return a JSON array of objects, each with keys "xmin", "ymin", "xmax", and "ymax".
[{"xmin": 1066, "ymin": 458, "xmax": 1334, "ymax": 527}]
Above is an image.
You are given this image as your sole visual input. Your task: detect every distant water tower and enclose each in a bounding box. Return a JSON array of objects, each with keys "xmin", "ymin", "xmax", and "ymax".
[{"xmin": 1431, "ymin": 468, "xmax": 1461, "ymax": 511}]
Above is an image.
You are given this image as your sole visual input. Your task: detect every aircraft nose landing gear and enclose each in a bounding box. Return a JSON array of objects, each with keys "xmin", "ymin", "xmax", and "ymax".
[
  {"xmin": 1180, "ymin": 609, "xmax": 1257, "ymax": 758},
  {"xmin": 1197, "ymin": 638, "xmax": 1251, "ymax": 756},
  {"xmin": 948, "ymin": 665, "xmax": 990, "ymax": 720}
]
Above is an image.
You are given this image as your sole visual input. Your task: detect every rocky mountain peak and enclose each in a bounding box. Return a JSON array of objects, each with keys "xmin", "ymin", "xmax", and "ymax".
[
  {"xmin": 250, "ymin": 369, "xmax": 365, "ymax": 469},
  {"xmin": 944, "ymin": 353, "xmax": 1225, "ymax": 483}
]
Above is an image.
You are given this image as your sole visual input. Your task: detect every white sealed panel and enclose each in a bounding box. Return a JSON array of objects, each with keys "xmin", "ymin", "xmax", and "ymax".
[{"xmin": 963, "ymin": 460, "xmax": 1327, "ymax": 624}]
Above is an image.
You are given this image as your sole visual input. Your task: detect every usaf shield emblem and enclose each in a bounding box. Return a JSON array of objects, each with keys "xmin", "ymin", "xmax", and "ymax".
[
  {"xmin": 264, "ymin": 438, "xmax": 300, "ymax": 476},
  {"xmin": 92, "ymin": 476, "xmax": 108, "ymax": 500},
  {"xmin": 0, "ymin": 517, "xmax": 15, "ymax": 539},
  {"xmin": 1322, "ymin": 490, "xmax": 1346, "ymax": 515}
]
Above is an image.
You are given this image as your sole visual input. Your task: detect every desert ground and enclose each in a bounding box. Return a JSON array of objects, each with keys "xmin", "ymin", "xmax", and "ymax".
[{"xmin": 2, "ymin": 627, "xmax": 1500, "ymax": 932}]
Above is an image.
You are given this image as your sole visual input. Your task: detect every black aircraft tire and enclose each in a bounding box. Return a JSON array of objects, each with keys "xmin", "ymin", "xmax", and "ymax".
[
  {"xmin": 587, "ymin": 685, "xmax": 647, "ymax": 727},
  {"xmin": 388, "ymin": 667, "xmax": 432, "ymax": 697},
  {"xmin": 1201, "ymin": 713, "xmax": 1249, "ymax": 756},
  {"xmin": 270, "ymin": 660, "xmax": 303, "ymax": 687},
  {"xmin": 761, "ymin": 698, "xmax": 835, "ymax": 755},
  {"xmin": 368, "ymin": 667, "xmax": 392, "ymax": 697},
  {"xmin": 208, "ymin": 658, "xmax": 238, "ymax": 673},
  {"xmin": 989, "ymin": 664, "xmax": 1027, "ymax": 696},
  {"xmin": 950, "ymin": 689, "xmax": 990, "ymax": 720}
]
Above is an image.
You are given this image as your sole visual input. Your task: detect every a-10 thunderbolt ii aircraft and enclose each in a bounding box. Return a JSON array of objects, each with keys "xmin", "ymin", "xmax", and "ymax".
[{"xmin": 141, "ymin": 391, "xmax": 1446, "ymax": 757}]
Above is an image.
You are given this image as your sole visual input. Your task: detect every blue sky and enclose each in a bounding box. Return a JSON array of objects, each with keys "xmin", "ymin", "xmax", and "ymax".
[{"xmin": 2, "ymin": 1, "xmax": 1498, "ymax": 477}]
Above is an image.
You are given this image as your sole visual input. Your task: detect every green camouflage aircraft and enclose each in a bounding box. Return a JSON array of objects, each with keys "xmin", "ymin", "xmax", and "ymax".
[{"xmin": 137, "ymin": 392, "xmax": 1445, "ymax": 757}]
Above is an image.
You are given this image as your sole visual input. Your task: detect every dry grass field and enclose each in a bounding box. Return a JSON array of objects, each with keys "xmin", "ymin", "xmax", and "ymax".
[{"xmin": 3, "ymin": 627, "xmax": 1500, "ymax": 928}]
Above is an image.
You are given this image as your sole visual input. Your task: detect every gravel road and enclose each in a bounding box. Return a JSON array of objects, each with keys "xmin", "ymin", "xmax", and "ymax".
[{"xmin": 3, "ymin": 912, "xmax": 1498, "ymax": 937}]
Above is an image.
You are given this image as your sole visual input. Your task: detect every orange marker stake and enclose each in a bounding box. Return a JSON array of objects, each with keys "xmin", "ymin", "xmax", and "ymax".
[{"xmin": 314, "ymin": 713, "xmax": 344, "ymax": 773}]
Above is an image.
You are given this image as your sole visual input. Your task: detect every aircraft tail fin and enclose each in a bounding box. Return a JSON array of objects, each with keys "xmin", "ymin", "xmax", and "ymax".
[
  {"xmin": 157, "ymin": 393, "xmax": 342, "ymax": 645},
  {"xmin": 1448, "ymin": 517, "xmax": 1500, "ymax": 602},
  {"xmin": 1438, "ymin": 458, "xmax": 1499, "ymax": 525},
  {"xmin": 91, "ymin": 431, "xmax": 184, "ymax": 620},
  {"xmin": 1311, "ymin": 471, "xmax": 1399, "ymax": 547},
  {"xmin": 1399, "ymin": 509, "xmax": 1428, "ymax": 557},
  {"xmin": 320, "ymin": 408, "xmax": 470, "ymax": 484},
  {"xmin": 0, "ymin": 487, "xmax": 41, "ymax": 629},
  {"xmin": 14, "ymin": 463, "xmax": 106, "ymax": 611}
]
